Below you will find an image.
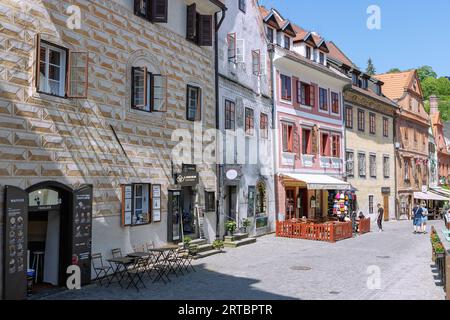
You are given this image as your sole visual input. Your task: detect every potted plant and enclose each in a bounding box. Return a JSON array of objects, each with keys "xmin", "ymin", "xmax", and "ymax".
[
  {"xmin": 212, "ymin": 240, "xmax": 224, "ymax": 252},
  {"xmin": 225, "ymin": 220, "xmax": 237, "ymax": 236},
  {"xmin": 242, "ymin": 218, "xmax": 251, "ymax": 234},
  {"xmin": 183, "ymin": 236, "xmax": 192, "ymax": 250}
]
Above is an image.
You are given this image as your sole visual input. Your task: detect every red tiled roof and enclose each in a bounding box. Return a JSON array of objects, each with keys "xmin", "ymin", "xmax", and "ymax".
[
  {"xmin": 374, "ymin": 70, "xmax": 416, "ymax": 101},
  {"xmin": 326, "ymin": 41, "xmax": 355, "ymax": 67}
]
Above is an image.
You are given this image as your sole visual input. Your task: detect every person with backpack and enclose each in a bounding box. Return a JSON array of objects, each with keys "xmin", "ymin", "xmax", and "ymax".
[
  {"xmin": 420, "ymin": 202, "xmax": 429, "ymax": 234},
  {"xmin": 412, "ymin": 203, "xmax": 423, "ymax": 234}
]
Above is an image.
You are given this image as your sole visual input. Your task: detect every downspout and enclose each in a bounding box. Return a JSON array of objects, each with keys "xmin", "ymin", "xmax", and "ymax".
[
  {"xmin": 268, "ymin": 44, "xmax": 279, "ymax": 222},
  {"xmin": 214, "ymin": 8, "xmax": 226, "ymax": 239},
  {"xmin": 394, "ymin": 107, "xmax": 399, "ymax": 220}
]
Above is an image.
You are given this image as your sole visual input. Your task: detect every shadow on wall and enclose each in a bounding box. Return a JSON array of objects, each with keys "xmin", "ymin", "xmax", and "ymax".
[{"xmin": 38, "ymin": 263, "xmax": 298, "ymax": 300}]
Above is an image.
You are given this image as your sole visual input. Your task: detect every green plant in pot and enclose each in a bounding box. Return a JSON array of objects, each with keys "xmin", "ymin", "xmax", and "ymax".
[
  {"xmin": 212, "ymin": 240, "xmax": 224, "ymax": 251},
  {"xmin": 226, "ymin": 220, "xmax": 237, "ymax": 236},
  {"xmin": 183, "ymin": 236, "xmax": 192, "ymax": 250},
  {"xmin": 242, "ymin": 218, "xmax": 251, "ymax": 234}
]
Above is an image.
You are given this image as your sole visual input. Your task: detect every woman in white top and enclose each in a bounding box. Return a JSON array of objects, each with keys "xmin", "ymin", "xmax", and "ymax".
[{"xmin": 421, "ymin": 202, "xmax": 428, "ymax": 234}]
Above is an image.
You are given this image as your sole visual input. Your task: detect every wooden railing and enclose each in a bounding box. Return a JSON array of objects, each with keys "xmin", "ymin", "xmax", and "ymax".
[
  {"xmin": 358, "ymin": 218, "xmax": 371, "ymax": 235},
  {"xmin": 276, "ymin": 220, "xmax": 353, "ymax": 243}
]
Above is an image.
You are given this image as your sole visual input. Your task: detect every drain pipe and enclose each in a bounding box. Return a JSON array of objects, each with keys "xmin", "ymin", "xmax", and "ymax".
[{"xmin": 214, "ymin": 7, "xmax": 227, "ymax": 240}]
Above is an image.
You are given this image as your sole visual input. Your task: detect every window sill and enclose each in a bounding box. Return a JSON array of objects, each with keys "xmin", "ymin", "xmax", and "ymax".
[{"xmin": 36, "ymin": 90, "xmax": 66, "ymax": 100}]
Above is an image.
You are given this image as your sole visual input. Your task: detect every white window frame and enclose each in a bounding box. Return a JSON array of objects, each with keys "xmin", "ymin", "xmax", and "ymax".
[
  {"xmin": 38, "ymin": 42, "xmax": 67, "ymax": 97},
  {"xmin": 133, "ymin": 184, "xmax": 149, "ymax": 225}
]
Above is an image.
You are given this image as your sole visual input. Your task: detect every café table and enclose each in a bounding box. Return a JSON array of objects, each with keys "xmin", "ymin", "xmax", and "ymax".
[
  {"xmin": 127, "ymin": 252, "xmax": 153, "ymax": 280},
  {"xmin": 147, "ymin": 245, "xmax": 179, "ymax": 283},
  {"xmin": 107, "ymin": 256, "xmax": 135, "ymax": 288}
]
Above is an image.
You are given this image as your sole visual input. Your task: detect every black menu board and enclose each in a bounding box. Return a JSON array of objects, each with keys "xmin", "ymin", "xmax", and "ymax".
[
  {"xmin": 72, "ymin": 185, "xmax": 93, "ymax": 285},
  {"xmin": 3, "ymin": 186, "xmax": 28, "ymax": 300}
]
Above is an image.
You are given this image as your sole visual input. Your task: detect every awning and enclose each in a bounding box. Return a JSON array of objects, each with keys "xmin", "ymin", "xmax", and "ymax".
[
  {"xmin": 432, "ymin": 187, "xmax": 450, "ymax": 197},
  {"xmin": 281, "ymin": 173, "xmax": 351, "ymax": 190},
  {"xmin": 414, "ymin": 191, "xmax": 450, "ymax": 201}
]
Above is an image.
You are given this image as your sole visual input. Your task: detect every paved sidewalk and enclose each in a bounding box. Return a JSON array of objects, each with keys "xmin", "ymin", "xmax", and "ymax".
[{"xmin": 41, "ymin": 220, "xmax": 445, "ymax": 300}]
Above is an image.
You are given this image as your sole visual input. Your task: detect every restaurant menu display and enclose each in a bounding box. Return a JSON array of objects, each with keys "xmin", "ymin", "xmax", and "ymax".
[
  {"xmin": 72, "ymin": 185, "xmax": 93, "ymax": 285},
  {"xmin": 122, "ymin": 185, "xmax": 133, "ymax": 226},
  {"xmin": 152, "ymin": 185, "xmax": 161, "ymax": 222},
  {"xmin": 3, "ymin": 186, "xmax": 28, "ymax": 300}
]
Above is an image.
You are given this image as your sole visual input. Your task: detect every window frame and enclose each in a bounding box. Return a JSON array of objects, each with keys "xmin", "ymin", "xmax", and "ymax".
[
  {"xmin": 383, "ymin": 156, "xmax": 390, "ymax": 178},
  {"xmin": 205, "ymin": 191, "xmax": 216, "ymax": 212},
  {"xmin": 227, "ymin": 33, "xmax": 237, "ymax": 62},
  {"xmin": 369, "ymin": 195, "xmax": 374, "ymax": 215},
  {"xmin": 224, "ymin": 99, "xmax": 236, "ymax": 130},
  {"xmin": 252, "ymin": 49, "xmax": 261, "ymax": 76},
  {"xmin": 346, "ymin": 151, "xmax": 355, "ymax": 177},
  {"xmin": 260, "ymin": 113, "xmax": 268, "ymax": 139},
  {"xmin": 345, "ymin": 106, "xmax": 353, "ymax": 129},
  {"xmin": 383, "ymin": 117, "xmax": 389, "ymax": 138},
  {"xmin": 331, "ymin": 91, "xmax": 339, "ymax": 115},
  {"xmin": 282, "ymin": 122, "xmax": 294, "ymax": 153},
  {"xmin": 319, "ymin": 87, "xmax": 328, "ymax": 112},
  {"xmin": 369, "ymin": 112, "xmax": 376, "ymax": 135},
  {"xmin": 357, "ymin": 109, "xmax": 365, "ymax": 132},
  {"xmin": 358, "ymin": 152, "xmax": 366, "ymax": 178},
  {"xmin": 321, "ymin": 132, "xmax": 330, "ymax": 157},
  {"xmin": 302, "ymin": 128, "xmax": 312, "ymax": 155},
  {"xmin": 280, "ymin": 74, "xmax": 292, "ymax": 101},
  {"xmin": 370, "ymin": 154, "xmax": 377, "ymax": 178},
  {"xmin": 284, "ymin": 35, "xmax": 290, "ymax": 50},
  {"xmin": 245, "ymin": 107, "xmax": 254, "ymax": 136},
  {"xmin": 186, "ymin": 85, "xmax": 201, "ymax": 121},
  {"xmin": 331, "ymin": 134, "xmax": 341, "ymax": 158}
]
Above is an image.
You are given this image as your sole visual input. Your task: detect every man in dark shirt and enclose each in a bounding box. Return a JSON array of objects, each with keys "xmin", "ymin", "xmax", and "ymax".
[
  {"xmin": 412, "ymin": 203, "xmax": 423, "ymax": 234},
  {"xmin": 377, "ymin": 204, "xmax": 384, "ymax": 232}
]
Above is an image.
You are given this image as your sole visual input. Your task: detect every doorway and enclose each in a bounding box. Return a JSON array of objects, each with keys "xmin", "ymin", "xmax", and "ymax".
[
  {"xmin": 168, "ymin": 190, "xmax": 182, "ymax": 243},
  {"xmin": 181, "ymin": 186, "xmax": 197, "ymax": 239},
  {"xmin": 285, "ymin": 188, "xmax": 296, "ymax": 220},
  {"xmin": 227, "ymin": 186, "xmax": 238, "ymax": 222}
]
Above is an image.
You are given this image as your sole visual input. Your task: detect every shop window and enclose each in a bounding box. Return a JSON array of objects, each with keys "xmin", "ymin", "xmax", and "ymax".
[
  {"xmin": 370, "ymin": 154, "xmax": 377, "ymax": 178},
  {"xmin": 282, "ymin": 123, "xmax": 294, "ymax": 153},
  {"xmin": 134, "ymin": 0, "xmax": 168, "ymax": 23},
  {"xmin": 358, "ymin": 153, "xmax": 366, "ymax": 178},
  {"xmin": 186, "ymin": 4, "xmax": 213, "ymax": 46},
  {"xmin": 346, "ymin": 151, "xmax": 354, "ymax": 177},
  {"xmin": 260, "ymin": 113, "xmax": 268, "ymax": 139},
  {"xmin": 319, "ymin": 88, "xmax": 328, "ymax": 111},
  {"xmin": 205, "ymin": 191, "xmax": 215, "ymax": 212},
  {"xmin": 280, "ymin": 74, "xmax": 292, "ymax": 101},
  {"xmin": 331, "ymin": 92, "xmax": 339, "ymax": 114},
  {"xmin": 245, "ymin": 107, "xmax": 254, "ymax": 135},
  {"xmin": 121, "ymin": 184, "xmax": 151, "ymax": 226},
  {"xmin": 36, "ymin": 36, "xmax": 88, "ymax": 98},
  {"xmin": 131, "ymin": 67, "xmax": 167, "ymax": 112},
  {"xmin": 369, "ymin": 195, "xmax": 374, "ymax": 214},
  {"xmin": 186, "ymin": 85, "xmax": 201, "ymax": 121}
]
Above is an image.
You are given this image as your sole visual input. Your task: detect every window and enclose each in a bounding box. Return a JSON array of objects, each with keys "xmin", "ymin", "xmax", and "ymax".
[
  {"xmin": 298, "ymin": 82, "xmax": 314, "ymax": 107},
  {"xmin": 205, "ymin": 191, "xmax": 215, "ymax": 212},
  {"xmin": 267, "ymin": 28, "xmax": 274, "ymax": 43},
  {"xmin": 134, "ymin": 0, "xmax": 168, "ymax": 23},
  {"xmin": 352, "ymin": 73, "xmax": 358, "ymax": 86},
  {"xmin": 345, "ymin": 106, "xmax": 353, "ymax": 128},
  {"xmin": 227, "ymin": 33, "xmax": 236, "ymax": 62},
  {"xmin": 375, "ymin": 84, "xmax": 382, "ymax": 95},
  {"xmin": 280, "ymin": 74, "xmax": 292, "ymax": 101},
  {"xmin": 186, "ymin": 85, "xmax": 201, "ymax": 121},
  {"xmin": 225, "ymin": 99, "xmax": 235, "ymax": 130},
  {"xmin": 282, "ymin": 123, "xmax": 294, "ymax": 153},
  {"xmin": 121, "ymin": 184, "xmax": 151, "ymax": 226},
  {"xmin": 256, "ymin": 181, "xmax": 267, "ymax": 215},
  {"xmin": 321, "ymin": 133, "xmax": 330, "ymax": 156},
  {"xmin": 369, "ymin": 195, "xmax": 374, "ymax": 214},
  {"xmin": 383, "ymin": 156, "xmax": 390, "ymax": 178},
  {"xmin": 358, "ymin": 109, "xmax": 365, "ymax": 132},
  {"xmin": 238, "ymin": 0, "xmax": 246, "ymax": 12},
  {"xmin": 260, "ymin": 113, "xmax": 268, "ymax": 139},
  {"xmin": 284, "ymin": 36, "xmax": 290, "ymax": 50},
  {"xmin": 306, "ymin": 46, "xmax": 311, "ymax": 59},
  {"xmin": 358, "ymin": 153, "xmax": 366, "ymax": 178},
  {"xmin": 370, "ymin": 154, "xmax": 377, "ymax": 178},
  {"xmin": 404, "ymin": 159, "xmax": 410, "ymax": 181},
  {"xmin": 331, "ymin": 92, "xmax": 339, "ymax": 114},
  {"xmin": 319, "ymin": 52, "xmax": 325, "ymax": 65},
  {"xmin": 319, "ymin": 88, "xmax": 328, "ymax": 111},
  {"xmin": 369, "ymin": 113, "xmax": 376, "ymax": 134},
  {"xmin": 346, "ymin": 151, "xmax": 354, "ymax": 177},
  {"xmin": 186, "ymin": 4, "xmax": 213, "ymax": 46},
  {"xmin": 331, "ymin": 135, "xmax": 341, "ymax": 158},
  {"xmin": 362, "ymin": 77, "xmax": 368, "ymax": 89},
  {"xmin": 252, "ymin": 50, "xmax": 261, "ymax": 75},
  {"xmin": 131, "ymin": 67, "xmax": 167, "ymax": 112},
  {"xmin": 383, "ymin": 117, "xmax": 389, "ymax": 137},
  {"xmin": 302, "ymin": 128, "xmax": 311, "ymax": 154},
  {"xmin": 36, "ymin": 38, "xmax": 88, "ymax": 98},
  {"xmin": 245, "ymin": 107, "xmax": 254, "ymax": 135}
]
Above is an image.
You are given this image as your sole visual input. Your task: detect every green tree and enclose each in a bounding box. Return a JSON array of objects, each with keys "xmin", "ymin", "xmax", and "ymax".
[
  {"xmin": 387, "ymin": 68, "xmax": 402, "ymax": 74},
  {"xmin": 417, "ymin": 65, "xmax": 437, "ymax": 82},
  {"xmin": 366, "ymin": 58, "xmax": 376, "ymax": 75}
]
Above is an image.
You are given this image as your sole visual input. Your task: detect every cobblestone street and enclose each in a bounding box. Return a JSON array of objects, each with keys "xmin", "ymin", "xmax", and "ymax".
[{"xmin": 42, "ymin": 220, "xmax": 445, "ymax": 300}]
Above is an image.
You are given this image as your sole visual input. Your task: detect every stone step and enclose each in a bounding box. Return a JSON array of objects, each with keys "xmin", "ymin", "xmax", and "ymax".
[
  {"xmin": 193, "ymin": 249, "xmax": 223, "ymax": 260},
  {"xmin": 178, "ymin": 238, "xmax": 207, "ymax": 248},
  {"xmin": 224, "ymin": 237, "xmax": 257, "ymax": 248},
  {"xmin": 224, "ymin": 233, "xmax": 249, "ymax": 242},
  {"xmin": 197, "ymin": 243, "xmax": 214, "ymax": 253}
]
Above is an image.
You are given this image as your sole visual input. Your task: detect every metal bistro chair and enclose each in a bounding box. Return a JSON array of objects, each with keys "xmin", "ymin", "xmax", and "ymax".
[
  {"xmin": 111, "ymin": 248, "xmax": 123, "ymax": 258},
  {"xmin": 91, "ymin": 253, "xmax": 113, "ymax": 287},
  {"xmin": 124, "ymin": 256, "xmax": 146, "ymax": 291},
  {"xmin": 179, "ymin": 246, "xmax": 196, "ymax": 273}
]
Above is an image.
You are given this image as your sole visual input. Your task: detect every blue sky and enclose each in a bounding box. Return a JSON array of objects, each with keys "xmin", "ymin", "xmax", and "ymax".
[{"xmin": 259, "ymin": 0, "xmax": 450, "ymax": 77}]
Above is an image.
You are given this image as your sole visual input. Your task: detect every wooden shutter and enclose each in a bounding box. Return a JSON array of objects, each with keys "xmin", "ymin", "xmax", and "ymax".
[
  {"xmin": 151, "ymin": 74, "xmax": 167, "ymax": 112},
  {"xmin": 186, "ymin": 4, "xmax": 197, "ymax": 41},
  {"xmin": 152, "ymin": 0, "xmax": 168, "ymax": 23},
  {"xmin": 67, "ymin": 51, "xmax": 89, "ymax": 98},
  {"xmin": 310, "ymin": 85, "xmax": 315, "ymax": 108},
  {"xmin": 198, "ymin": 15, "xmax": 213, "ymax": 46},
  {"xmin": 131, "ymin": 67, "xmax": 147, "ymax": 108},
  {"xmin": 121, "ymin": 184, "xmax": 134, "ymax": 226},
  {"xmin": 35, "ymin": 33, "xmax": 41, "ymax": 91},
  {"xmin": 293, "ymin": 125, "xmax": 300, "ymax": 157},
  {"xmin": 195, "ymin": 87, "xmax": 202, "ymax": 121}
]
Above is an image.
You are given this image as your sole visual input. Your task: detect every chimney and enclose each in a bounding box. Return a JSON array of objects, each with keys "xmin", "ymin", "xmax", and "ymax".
[{"xmin": 430, "ymin": 95, "xmax": 439, "ymax": 115}]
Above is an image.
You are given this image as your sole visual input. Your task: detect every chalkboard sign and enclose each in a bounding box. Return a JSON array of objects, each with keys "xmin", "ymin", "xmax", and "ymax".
[
  {"xmin": 72, "ymin": 185, "xmax": 93, "ymax": 286},
  {"xmin": 3, "ymin": 186, "xmax": 28, "ymax": 300}
]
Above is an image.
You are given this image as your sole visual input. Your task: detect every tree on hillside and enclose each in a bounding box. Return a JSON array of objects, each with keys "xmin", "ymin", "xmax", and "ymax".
[
  {"xmin": 366, "ymin": 58, "xmax": 376, "ymax": 75},
  {"xmin": 387, "ymin": 68, "xmax": 402, "ymax": 73},
  {"xmin": 417, "ymin": 65, "xmax": 437, "ymax": 82}
]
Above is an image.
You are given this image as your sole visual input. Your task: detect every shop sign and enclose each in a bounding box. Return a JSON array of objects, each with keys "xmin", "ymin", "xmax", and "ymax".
[
  {"xmin": 226, "ymin": 169, "xmax": 239, "ymax": 181},
  {"xmin": 381, "ymin": 187, "xmax": 391, "ymax": 195},
  {"xmin": 176, "ymin": 172, "xmax": 199, "ymax": 187}
]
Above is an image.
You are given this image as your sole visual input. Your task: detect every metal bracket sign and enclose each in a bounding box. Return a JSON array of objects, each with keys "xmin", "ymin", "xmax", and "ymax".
[{"xmin": 3, "ymin": 186, "xmax": 28, "ymax": 300}]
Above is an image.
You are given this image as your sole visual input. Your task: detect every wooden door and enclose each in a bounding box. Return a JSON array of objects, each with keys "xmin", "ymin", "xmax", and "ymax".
[
  {"xmin": 383, "ymin": 196, "xmax": 389, "ymax": 221},
  {"xmin": 285, "ymin": 188, "xmax": 295, "ymax": 220}
]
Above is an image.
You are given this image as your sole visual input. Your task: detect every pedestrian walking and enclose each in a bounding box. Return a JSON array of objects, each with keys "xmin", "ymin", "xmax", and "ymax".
[
  {"xmin": 421, "ymin": 202, "xmax": 428, "ymax": 234},
  {"xmin": 377, "ymin": 204, "xmax": 384, "ymax": 232},
  {"xmin": 412, "ymin": 203, "xmax": 423, "ymax": 234}
]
